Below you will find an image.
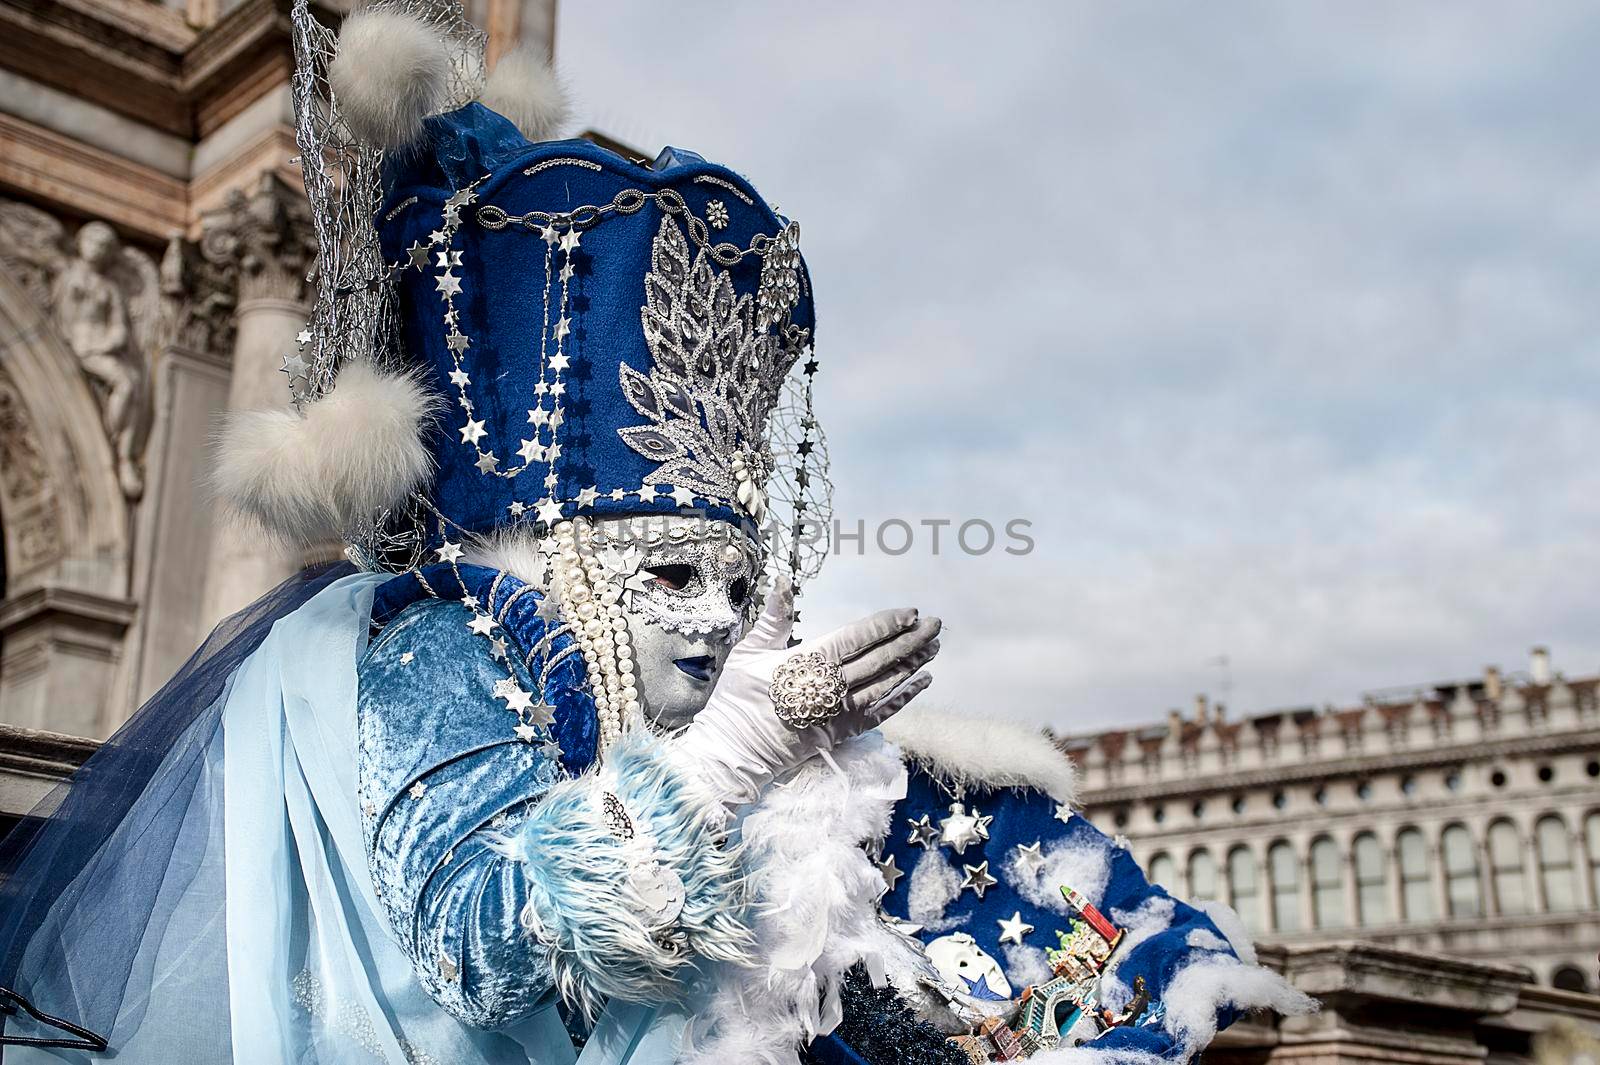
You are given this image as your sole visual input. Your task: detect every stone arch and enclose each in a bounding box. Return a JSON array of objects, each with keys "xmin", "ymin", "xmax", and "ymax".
[{"xmin": 0, "ymin": 261, "xmax": 129, "ymax": 599}]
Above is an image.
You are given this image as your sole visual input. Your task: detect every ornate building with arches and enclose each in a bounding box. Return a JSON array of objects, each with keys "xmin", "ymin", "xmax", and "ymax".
[{"xmin": 1061, "ymin": 648, "xmax": 1600, "ymax": 995}]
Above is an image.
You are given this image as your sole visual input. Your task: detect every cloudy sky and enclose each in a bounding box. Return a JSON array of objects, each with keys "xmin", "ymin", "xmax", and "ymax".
[{"xmin": 558, "ymin": 3, "xmax": 1600, "ymax": 732}]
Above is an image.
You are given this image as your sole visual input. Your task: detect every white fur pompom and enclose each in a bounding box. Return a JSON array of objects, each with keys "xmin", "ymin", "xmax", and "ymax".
[
  {"xmin": 481, "ymin": 47, "xmax": 569, "ymax": 141},
  {"xmin": 327, "ymin": 7, "xmax": 451, "ymax": 149},
  {"xmin": 214, "ymin": 361, "xmax": 440, "ymax": 544}
]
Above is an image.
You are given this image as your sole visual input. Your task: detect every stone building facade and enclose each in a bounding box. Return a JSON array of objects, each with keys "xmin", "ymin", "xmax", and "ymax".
[
  {"xmin": 1060, "ymin": 647, "xmax": 1600, "ymax": 996},
  {"xmin": 0, "ymin": 0, "xmax": 553, "ymax": 831}
]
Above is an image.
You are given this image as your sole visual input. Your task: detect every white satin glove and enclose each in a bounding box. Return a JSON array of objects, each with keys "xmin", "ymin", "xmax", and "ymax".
[{"xmin": 666, "ymin": 583, "xmax": 941, "ymax": 819}]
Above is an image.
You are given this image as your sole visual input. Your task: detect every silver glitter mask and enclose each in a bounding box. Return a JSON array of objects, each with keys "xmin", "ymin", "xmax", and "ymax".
[{"xmin": 590, "ymin": 516, "xmax": 760, "ymax": 638}]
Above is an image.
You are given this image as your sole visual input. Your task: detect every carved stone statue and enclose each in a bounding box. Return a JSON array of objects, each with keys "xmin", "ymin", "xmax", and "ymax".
[{"xmin": 0, "ymin": 202, "xmax": 161, "ymax": 500}]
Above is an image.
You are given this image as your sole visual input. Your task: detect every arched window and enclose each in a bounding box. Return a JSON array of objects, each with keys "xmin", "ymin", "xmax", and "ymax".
[
  {"xmin": 1228, "ymin": 846, "xmax": 1262, "ymax": 934},
  {"xmin": 1148, "ymin": 852, "xmax": 1176, "ymax": 893},
  {"xmin": 1396, "ymin": 828, "xmax": 1434, "ymax": 921},
  {"xmin": 1487, "ymin": 820, "xmax": 1526, "ymax": 916},
  {"xmin": 1553, "ymin": 965, "xmax": 1589, "ymax": 993},
  {"xmin": 1188, "ymin": 849, "xmax": 1218, "ymax": 903},
  {"xmin": 1352, "ymin": 833, "xmax": 1388, "ymax": 925},
  {"xmin": 1536, "ymin": 815, "xmax": 1578, "ymax": 912},
  {"xmin": 1309, "ymin": 837, "xmax": 1345, "ymax": 929},
  {"xmin": 1268, "ymin": 841, "xmax": 1301, "ymax": 932},
  {"xmin": 1441, "ymin": 824, "xmax": 1482, "ymax": 918},
  {"xmin": 1587, "ymin": 812, "xmax": 1600, "ymax": 904}
]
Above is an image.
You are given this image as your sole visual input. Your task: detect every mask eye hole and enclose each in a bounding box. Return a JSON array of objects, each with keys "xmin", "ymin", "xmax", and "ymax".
[
  {"xmin": 645, "ymin": 563, "xmax": 695, "ymax": 591},
  {"xmin": 729, "ymin": 577, "xmax": 750, "ymax": 607}
]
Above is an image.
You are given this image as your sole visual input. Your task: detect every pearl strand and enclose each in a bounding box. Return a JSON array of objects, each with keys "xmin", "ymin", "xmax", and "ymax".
[{"xmin": 549, "ymin": 518, "xmax": 643, "ymax": 752}]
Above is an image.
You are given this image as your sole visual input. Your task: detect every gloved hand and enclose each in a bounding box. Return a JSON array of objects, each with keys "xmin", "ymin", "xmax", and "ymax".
[{"xmin": 666, "ymin": 582, "xmax": 941, "ymax": 818}]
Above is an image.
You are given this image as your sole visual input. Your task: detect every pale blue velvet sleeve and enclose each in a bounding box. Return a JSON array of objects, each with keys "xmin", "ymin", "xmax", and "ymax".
[{"xmin": 356, "ymin": 599, "xmax": 750, "ymax": 1029}]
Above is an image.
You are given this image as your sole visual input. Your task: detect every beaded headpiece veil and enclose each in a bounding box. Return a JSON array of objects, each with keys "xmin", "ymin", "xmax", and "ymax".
[{"xmin": 223, "ymin": 0, "xmax": 832, "ymax": 595}]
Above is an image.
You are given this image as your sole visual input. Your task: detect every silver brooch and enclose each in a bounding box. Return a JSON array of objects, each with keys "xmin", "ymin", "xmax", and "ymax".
[{"xmin": 769, "ymin": 650, "xmax": 848, "ymax": 730}]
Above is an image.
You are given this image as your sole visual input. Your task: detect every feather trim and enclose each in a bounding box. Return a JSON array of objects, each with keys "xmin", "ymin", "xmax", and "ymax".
[
  {"xmin": 212, "ymin": 361, "xmax": 440, "ymax": 544},
  {"xmin": 480, "ymin": 46, "xmax": 570, "ymax": 141},
  {"xmin": 878, "ymin": 704, "xmax": 1077, "ymax": 806},
  {"xmin": 504, "ymin": 729, "xmax": 752, "ymax": 1021},
  {"xmin": 327, "ymin": 7, "xmax": 452, "ymax": 150},
  {"xmin": 681, "ymin": 732, "xmax": 911, "ymax": 1064}
]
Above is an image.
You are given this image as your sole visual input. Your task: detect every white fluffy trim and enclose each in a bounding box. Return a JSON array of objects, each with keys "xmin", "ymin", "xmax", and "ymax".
[
  {"xmin": 879, "ymin": 703, "xmax": 1077, "ymax": 805},
  {"xmin": 679, "ymin": 733, "xmax": 909, "ymax": 1065},
  {"xmin": 328, "ymin": 7, "xmax": 452, "ymax": 149},
  {"xmin": 214, "ymin": 361, "xmax": 439, "ymax": 543},
  {"xmin": 481, "ymin": 46, "xmax": 570, "ymax": 141}
]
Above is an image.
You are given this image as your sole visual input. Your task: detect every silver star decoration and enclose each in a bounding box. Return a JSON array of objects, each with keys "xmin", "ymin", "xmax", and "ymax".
[
  {"xmin": 508, "ymin": 501, "xmax": 527, "ymax": 517},
  {"xmin": 553, "ymin": 317, "xmax": 571, "ymax": 341},
  {"xmin": 406, "ymin": 241, "xmax": 429, "ymax": 269},
  {"xmin": 535, "ymin": 593, "xmax": 562, "ymax": 623},
  {"xmin": 960, "ymin": 861, "xmax": 997, "ymax": 899},
  {"xmin": 576, "ymin": 486, "xmax": 599, "ymax": 507},
  {"xmin": 492, "ymin": 678, "xmax": 519, "ymax": 701},
  {"xmin": 637, "ymin": 483, "xmax": 661, "ymax": 503},
  {"xmin": 461, "ymin": 595, "xmax": 481, "ymax": 611},
  {"xmin": 906, "ymin": 815, "xmax": 940, "ymax": 850},
  {"xmin": 438, "ymin": 951, "xmax": 459, "ymax": 982},
  {"xmin": 467, "ymin": 613, "xmax": 496, "ymax": 637},
  {"xmin": 504, "ymin": 688, "xmax": 534, "ymax": 714},
  {"xmin": 540, "ymin": 739, "xmax": 564, "ymax": 759},
  {"xmin": 559, "ymin": 229, "xmax": 581, "ymax": 252},
  {"xmin": 528, "ymin": 406, "xmax": 550, "ymax": 427},
  {"xmin": 435, "ymin": 541, "xmax": 464, "ymax": 564},
  {"xmin": 513, "ymin": 722, "xmax": 541, "ymax": 743},
  {"xmin": 669, "ymin": 485, "xmax": 697, "ymax": 507},
  {"xmin": 938, "ymin": 802, "xmax": 992, "ymax": 855},
  {"xmin": 447, "ymin": 331, "xmax": 470, "ymax": 352},
  {"xmin": 877, "ymin": 853, "xmax": 904, "ymax": 893},
  {"xmin": 460, "ymin": 418, "xmax": 487, "ymax": 445},
  {"xmin": 428, "ymin": 228, "xmax": 447, "ymax": 245},
  {"xmin": 549, "ymin": 352, "xmax": 571, "ymax": 371},
  {"xmin": 559, "ymin": 261, "xmax": 574, "ymax": 282},
  {"xmin": 435, "ymin": 271, "xmax": 462, "ymax": 297},
  {"xmin": 408, "ymin": 781, "xmax": 427, "ymax": 800},
  {"xmin": 541, "ymin": 225, "xmax": 560, "ymax": 245},
  {"xmin": 1013, "ymin": 841, "xmax": 1046, "ymax": 879},
  {"xmin": 475, "ymin": 451, "xmax": 501, "ymax": 474},
  {"xmin": 526, "ymin": 701, "xmax": 557, "ymax": 728},
  {"xmin": 609, "ymin": 488, "xmax": 627, "ymax": 501},
  {"xmin": 489, "ymin": 636, "xmax": 510, "ymax": 661},
  {"xmin": 399, "ymin": 651, "xmax": 415, "ymax": 665},
  {"xmin": 997, "ymin": 911, "xmax": 1034, "ymax": 946},
  {"xmin": 1054, "ymin": 803, "xmax": 1072, "ymax": 824},
  {"xmin": 517, "ymin": 439, "xmax": 544, "ymax": 464},
  {"xmin": 280, "ymin": 352, "xmax": 309, "ymax": 379},
  {"xmin": 536, "ymin": 499, "xmax": 563, "ymax": 524},
  {"xmin": 296, "ymin": 328, "xmax": 312, "ymax": 345},
  {"xmin": 449, "ymin": 368, "xmax": 471, "ymax": 387}
]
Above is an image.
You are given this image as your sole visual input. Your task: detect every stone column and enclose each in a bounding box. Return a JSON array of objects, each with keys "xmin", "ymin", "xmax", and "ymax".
[{"xmin": 197, "ymin": 173, "xmax": 316, "ymax": 628}]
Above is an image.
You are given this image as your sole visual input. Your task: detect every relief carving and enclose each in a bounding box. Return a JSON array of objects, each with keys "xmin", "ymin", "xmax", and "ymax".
[
  {"xmin": 0, "ymin": 368, "xmax": 64, "ymax": 574},
  {"xmin": 0, "ymin": 201, "xmax": 161, "ymax": 500}
]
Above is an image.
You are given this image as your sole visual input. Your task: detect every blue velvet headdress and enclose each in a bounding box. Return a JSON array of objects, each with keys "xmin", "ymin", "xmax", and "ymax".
[{"xmin": 375, "ymin": 106, "xmax": 817, "ymax": 544}]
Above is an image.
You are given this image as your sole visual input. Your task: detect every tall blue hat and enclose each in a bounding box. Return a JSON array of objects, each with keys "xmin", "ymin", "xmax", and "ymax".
[
  {"xmin": 217, "ymin": 2, "xmax": 826, "ymax": 578},
  {"xmin": 380, "ymin": 105, "xmax": 814, "ymax": 539}
]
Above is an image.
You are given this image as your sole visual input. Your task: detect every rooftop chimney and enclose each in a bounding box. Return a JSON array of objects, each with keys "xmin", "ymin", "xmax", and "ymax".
[
  {"xmin": 1484, "ymin": 666, "xmax": 1502, "ymax": 702},
  {"xmin": 1531, "ymin": 646, "xmax": 1551, "ymax": 685},
  {"xmin": 1194, "ymin": 693, "xmax": 1210, "ymax": 725},
  {"xmin": 1167, "ymin": 709, "xmax": 1184, "ymax": 735}
]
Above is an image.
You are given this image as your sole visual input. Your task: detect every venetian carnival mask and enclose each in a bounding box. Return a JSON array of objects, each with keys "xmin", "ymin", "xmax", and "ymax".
[{"xmin": 546, "ymin": 514, "xmax": 762, "ymax": 732}]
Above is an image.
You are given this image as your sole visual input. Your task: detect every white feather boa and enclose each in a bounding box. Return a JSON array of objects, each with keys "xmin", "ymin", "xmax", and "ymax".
[{"xmin": 679, "ymin": 732, "xmax": 911, "ymax": 1064}]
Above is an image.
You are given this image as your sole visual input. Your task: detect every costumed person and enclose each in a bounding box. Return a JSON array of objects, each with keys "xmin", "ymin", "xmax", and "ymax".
[{"xmin": 0, "ymin": 3, "xmax": 1312, "ymax": 1063}]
